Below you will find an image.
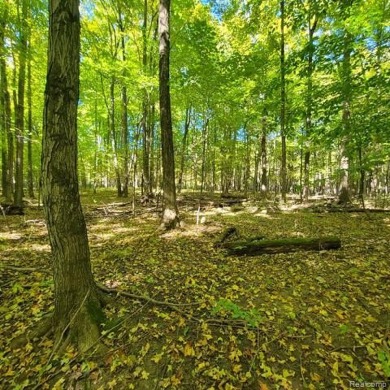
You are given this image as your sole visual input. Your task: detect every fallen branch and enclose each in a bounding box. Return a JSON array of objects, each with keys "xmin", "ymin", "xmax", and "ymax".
[
  {"xmin": 214, "ymin": 227, "xmax": 240, "ymax": 247},
  {"xmin": 222, "ymin": 236, "xmax": 341, "ymax": 256}
]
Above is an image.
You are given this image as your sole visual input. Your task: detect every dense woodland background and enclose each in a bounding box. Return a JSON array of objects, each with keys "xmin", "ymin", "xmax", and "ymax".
[
  {"xmin": 1, "ymin": 0, "xmax": 389, "ymax": 205},
  {"xmin": 1, "ymin": 0, "xmax": 390, "ymax": 389}
]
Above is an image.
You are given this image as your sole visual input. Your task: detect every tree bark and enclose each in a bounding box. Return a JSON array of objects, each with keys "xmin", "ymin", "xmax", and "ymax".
[
  {"xmin": 118, "ymin": 10, "xmax": 129, "ymax": 197},
  {"xmin": 280, "ymin": 0, "xmax": 287, "ymax": 203},
  {"xmin": 178, "ymin": 106, "xmax": 191, "ymax": 193},
  {"xmin": 338, "ymin": 1, "xmax": 353, "ymax": 205},
  {"xmin": 0, "ymin": 4, "xmax": 11, "ymax": 200},
  {"xmin": 260, "ymin": 114, "xmax": 268, "ymax": 195},
  {"xmin": 303, "ymin": 13, "xmax": 318, "ymax": 203},
  {"xmin": 200, "ymin": 115, "xmax": 209, "ymax": 194},
  {"xmin": 42, "ymin": 0, "xmax": 104, "ymax": 352},
  {"xmin": 141, "ymin": 0, "xmax": 152, "ymax": 196},
  {"xmin": 27, "ymin": 35, "xmax": 34, "ymax": 198},
  {"xmin": 14, "ymin": 0, "xmax": 28, "ymax": 208},
  {"xmin": 223, "ymin": 237, "xmax": 341, "ymax": 256},
  {"xmin": 109, "ymin": 77, "xmax": 122, "ymax": 197},
  {"xmin": 159, "ymin": 0, "xmax": 179, "ymax": 228}
]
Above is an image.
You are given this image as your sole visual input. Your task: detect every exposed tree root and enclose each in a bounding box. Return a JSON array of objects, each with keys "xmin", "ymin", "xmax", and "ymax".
[
  {"xmin": 11, "ymin": 315, "xmax": 53, "ymax": 350},
  {"xmin": 97, "ymin": 283, "xmax": 263, "ymax": 330}
]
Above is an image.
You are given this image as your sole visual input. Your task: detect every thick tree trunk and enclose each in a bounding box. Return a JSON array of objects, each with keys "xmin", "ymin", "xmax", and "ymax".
[
  {"xmin": 159, "ymin": 0, "xmax": 179, "ymax": 228},
  {"xmin": 223, "ymin": 237, "xmax": 341, "ymax": 256},
  {"xmin": 42, "ymin": 0, "xmax": 104, "ymax": 352}
]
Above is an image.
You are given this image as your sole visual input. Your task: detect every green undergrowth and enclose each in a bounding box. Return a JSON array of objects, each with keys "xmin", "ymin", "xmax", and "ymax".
[{"xmin": 0, "ymin": 194, "xmax": 389, "ymax": 389}]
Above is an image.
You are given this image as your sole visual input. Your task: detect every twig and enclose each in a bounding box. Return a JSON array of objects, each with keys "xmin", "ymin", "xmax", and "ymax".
[{"xmin": 98, "ymin": 284, "xmax": 201, "ymax": 321}]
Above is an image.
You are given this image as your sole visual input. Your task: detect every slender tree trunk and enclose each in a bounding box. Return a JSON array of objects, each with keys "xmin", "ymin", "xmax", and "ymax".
[
  {"xmin": 42, "ymin": 0, "xmax": 104, "ymax": 352},
  {"xmin": 260, "ymin": 114, "xmax": 268, "ymax": 195},
  {"xmin": 200, "ymin": 116, "xmax": 209, "ymax": 194},
  {"xmin": 109, "ymin": 78, "xmax": 122, "ymax": 197},
  {"xmin": 119, "ymin": 14, "xmax": 129, "ymax": 197},
  {"xmin": 212, "ymin": 123, "xmax": 216, "ymax": 192},
  {"xmin": 141, "ymin": 0, "xmax": 152, "ymax": 196},
  {"xmin": 280, "ymin": 0, "xmax": 287, "ymax": 203},
  {"xmin": 149, "ymin": 103, "xmax": 155, "ymax": 191},
  {"xmin": 14, "ymin": 0, "xmax": 28, "ymax": 207},
  {"xmin": 0, "ymin": 4, "xmax": 11, "ymax": 199},
  {"xmin": 338, "ymin": 2, "xmax": 353, "ymax": 205},
  {"xmin": 178, "ymin": 106, "xmax": 191, "ymax": 193},
  {"xmin": 244, "ymin": 126, "xmax": 250, "ymax": 196},
  {"xmin": 303, "ymin": 14, "xmax": 318, "ymax": 203},
  {"xmin": 159, "ymin": 0, "xmax": 179, "ymax": 228},
  {"xmin": 27, "ymin": 37, "xmax": 34, "ymax": 198}
]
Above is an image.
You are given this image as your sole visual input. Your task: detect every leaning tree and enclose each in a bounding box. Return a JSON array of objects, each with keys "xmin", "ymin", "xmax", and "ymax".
[{"xmin": 41, "ymin": 0, "xmax": 104, "ymax": 352}]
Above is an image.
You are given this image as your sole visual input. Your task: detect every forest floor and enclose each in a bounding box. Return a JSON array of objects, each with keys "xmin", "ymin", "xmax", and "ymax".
[{"xmin": 0, "ymin": 191, "xmax": 389, "ymax": 389}]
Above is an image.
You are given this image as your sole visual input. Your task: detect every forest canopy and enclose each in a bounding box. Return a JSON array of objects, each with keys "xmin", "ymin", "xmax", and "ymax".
[{"xmin": 1, "ymin": 0, "xmax": 389, "ymax": 202}]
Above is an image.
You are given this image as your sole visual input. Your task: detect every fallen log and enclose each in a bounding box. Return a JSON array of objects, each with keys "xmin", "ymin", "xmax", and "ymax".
[
  {"xmin": 214, "ymin": 227, "xmax": 240, "ymax": 247},
  {"xmin": 223, "ymin": 236, "xmax": 341, "ymax": 256},
  {"xmin": 0, "ymin": 204, "xmax": 24, "ymax": 215},
  {"xmin": 325, "ymin": 207, "xmax": 389, "ymax": 213}
]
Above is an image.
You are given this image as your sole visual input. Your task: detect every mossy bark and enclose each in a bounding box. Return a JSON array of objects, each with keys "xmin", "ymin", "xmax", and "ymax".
[{"xmin": 223, "ymin": 237, "xmax": 341, "ymax": 256}]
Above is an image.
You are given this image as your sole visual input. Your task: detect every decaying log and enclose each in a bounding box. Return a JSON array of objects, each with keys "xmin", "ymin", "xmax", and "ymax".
[
  {"xmin": 0, "ymin": 204, "xmax": 24, "ymax": 215},
  {"xmin": 214, "ymin": 227, "xmax": 240, "ymax": 247},
  {"xmin": 326, "ymin": 207, "xmax": 389, "ymax": 213},
  {"xmin": 223, "ymin": 236, "xmax": 341, "ymax": 256}
]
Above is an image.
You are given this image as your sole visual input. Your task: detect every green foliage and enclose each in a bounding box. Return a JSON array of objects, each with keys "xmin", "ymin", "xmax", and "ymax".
[
  {"xmin": 211, "ymin": 298, "xmax": 263, "ymax": 327},
  {"xmin": 378, "ymin": 349, "xmax": 390, "ymax": 377},
  {"xmin": 1, "ymin": 198, "xmax": 390, "ymax": 388}
]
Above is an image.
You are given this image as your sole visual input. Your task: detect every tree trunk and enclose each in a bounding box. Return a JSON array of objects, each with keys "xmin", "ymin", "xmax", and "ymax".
[
  {"xmin": 159, "ymin": 0, "xmax": 179, "ymax": 228},
  {"xmin": 200, "ymin": 116, "xmax": 209, "ymax": 194},
  {"xmin": 338, "ymin": 2, "xmax": 353, "ymax": 205},
  {"xmin": 141, "ymin": 0, "xmax": 152, "ymax": 196},
  {"xmin": 42, "ymin": 0, "xmax": 104, "ymax": 352},
  {"xmin": 0, "ymin": 5, "xmax": 11, "ymax": 200},
  {"xmin": 280, "ymin": 0, "xmax": 287, "ymax": 203},
  {"xmin": 14, "ymin": 0, "xmax": 28, "ymax": 208},
  {"xmin": 223, "ymin": 237, "xmax": 341, "ymax": 256},
  {"xmin": 27, "ymin": 36, "xmax": 34, "ymax": 198},
  {"xmin": 118, "ymin": 11, "xmax": 129, "ymax": 197},
  {"xmin": 109, "ymin": 77, "xmax": 122, "ymax": 197},
  {"xmin": 178, "ymin": 106, "xmax": 191, "ymax": 193},
  {"xmin": 303, "ymin": 14, "xmax": 318, "ymax": 203},
  {"xmin": 260, "ymin": 114, "xmax": 268, "ymax": 194}
]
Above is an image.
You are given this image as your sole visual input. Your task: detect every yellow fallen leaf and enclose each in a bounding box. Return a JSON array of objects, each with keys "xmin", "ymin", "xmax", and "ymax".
[
  {"xmin": 310, "ymin": 373, "xmax": 321, "ymax": 382},
  {"xmin": 232, "ymin": 364, "xmax": 242, "ymax": 373},
  {"xmin": 171, "ymin": 374, "xmax": 182, "ymax": 386},
  {"xmin": 183, "ymin": 342, "xmax": 195, "ymax": 356},
  {"xmin": 151, "ymin": 352, "xmax": 163, "ymax": 363},
  {"xmin": 141, "ymin": 370, "xmax": 149, "ymax": 380}
]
